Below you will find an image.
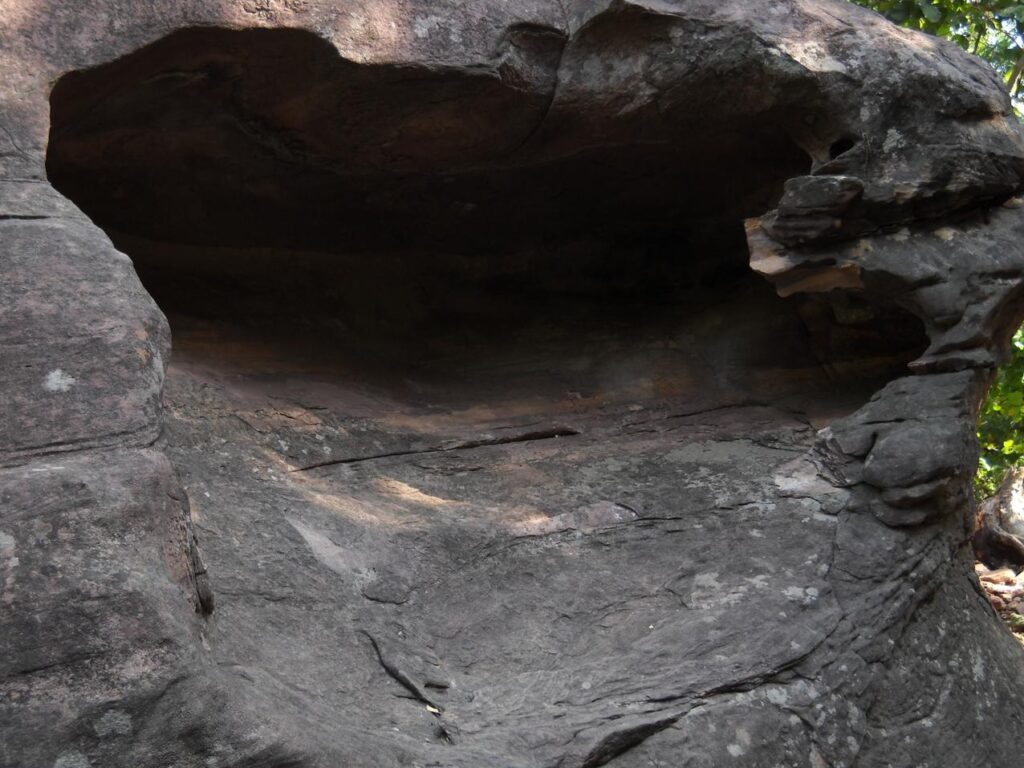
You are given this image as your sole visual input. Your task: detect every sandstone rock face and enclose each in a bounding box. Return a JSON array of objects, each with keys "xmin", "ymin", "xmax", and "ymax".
[{"xmin": 4, "ymin": 1, "xmax": 1024, "ymax": 766}]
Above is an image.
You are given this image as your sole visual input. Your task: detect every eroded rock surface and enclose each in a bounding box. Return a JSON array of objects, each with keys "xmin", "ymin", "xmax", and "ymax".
[{"xmin": 4, "ymin": 1, "xmax": 1024, "ymax": 766}]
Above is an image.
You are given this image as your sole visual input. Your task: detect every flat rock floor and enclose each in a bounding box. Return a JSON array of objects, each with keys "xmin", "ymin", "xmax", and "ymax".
[{"xmin": 157, "ymin": 293, "xmax": 864, "ymax": 767}]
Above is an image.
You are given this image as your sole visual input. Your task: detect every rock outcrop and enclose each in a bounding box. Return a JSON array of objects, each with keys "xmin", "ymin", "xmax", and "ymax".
[{"xmin": 4, "ymin": 1, "xmax": 1024, "ymax": 766}]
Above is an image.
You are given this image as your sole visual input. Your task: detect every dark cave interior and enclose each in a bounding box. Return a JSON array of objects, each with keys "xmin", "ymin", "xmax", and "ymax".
[{"xmin": 46, "ymin": 26, "xmax": 926, "ymax": 417}]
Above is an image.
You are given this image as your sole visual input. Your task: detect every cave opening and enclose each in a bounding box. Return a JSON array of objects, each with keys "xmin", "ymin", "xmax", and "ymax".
[{"xmin": 46, "ymin": 26, "xmax": 925, "ymax": 429}]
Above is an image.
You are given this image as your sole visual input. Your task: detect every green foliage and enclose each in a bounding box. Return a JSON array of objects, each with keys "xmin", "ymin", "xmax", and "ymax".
[
  {"xmin": 851, "ymin": 1, "xmax": 1024, "ymax": 498},
  {"xmin": 851, "ymin": 1, "xmax": 1024, "ymax": 97},
  {"xmin": 977, "ymin": 329, "xmax": 1024, "ymax": 496}
]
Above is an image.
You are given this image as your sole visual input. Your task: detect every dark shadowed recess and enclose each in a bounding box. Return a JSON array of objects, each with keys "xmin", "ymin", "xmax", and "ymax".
[{"xmin": 47, "ymin": 26, "xmax": 926, "ymax": 413}]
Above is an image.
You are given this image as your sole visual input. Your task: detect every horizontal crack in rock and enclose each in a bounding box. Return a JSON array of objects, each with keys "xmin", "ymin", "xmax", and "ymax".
[{"xmin": 291, "ymin": 427, "xmax": 580, "ymax": 472}]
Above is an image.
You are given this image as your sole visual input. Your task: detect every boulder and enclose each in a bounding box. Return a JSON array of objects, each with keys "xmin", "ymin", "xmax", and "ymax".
[{"xmin": 4, "ymin": 1, "xmax": 1024, "ymax": 766}]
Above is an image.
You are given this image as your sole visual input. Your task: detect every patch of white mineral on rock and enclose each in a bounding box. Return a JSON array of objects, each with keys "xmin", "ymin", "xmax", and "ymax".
[
  {"xmin": 691, "ymin": 571, "xmax": 751, "ymax": 608},
  {"xmin": 973, "ymin": 653, "xmax": 986, "ymax": 682},
  {"xmin": 54, "ymin": 752, "xmax": 91, "ymax": 768},
  {"xmin": 413, "ymin": 15, "xmax": 443, "ymax": 38},
  {"xmin": 883, "ymin": 127, "xmax": 905, "ymax": 153},
  {"xmin": 773, "ymin": 457, "xmax": 834, "ymax": 497},
  {"xmin": 43, "ymin": 368, "xmax": 76, "ymax": 392},
  {"xmin": 774, "ymin": 457, "xmax": 848, "ymax": 515},
  {"xmin": 726, "ymin": 727, "xmax": 752, "ymax": 757},
  {"xmin": 746, "ymin": 574, "xmax": 770, "ymax": 588},
  {"xmin": 783, "ymin": 586, "xmax": 820, "ymax": 606},
  {"xmin": 766, "ymin": 687, "xmax": 789, "ymax": 706}
]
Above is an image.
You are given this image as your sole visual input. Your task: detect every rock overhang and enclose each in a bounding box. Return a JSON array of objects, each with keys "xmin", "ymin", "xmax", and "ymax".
[{"xmin": 41, "ymin": 20, "xmax": 930, "ymax": 407}]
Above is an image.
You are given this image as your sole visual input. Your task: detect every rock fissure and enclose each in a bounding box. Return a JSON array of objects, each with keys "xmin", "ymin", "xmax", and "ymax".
[{"xmin": 292, "ymin": 427, "xmax": 582, "ymax": 472}]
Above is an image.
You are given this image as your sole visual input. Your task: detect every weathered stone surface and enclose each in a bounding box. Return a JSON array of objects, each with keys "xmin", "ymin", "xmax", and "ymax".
[{"xmin": 4, "ymin": 1, "xmax": 1024, "ymax": 766}]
